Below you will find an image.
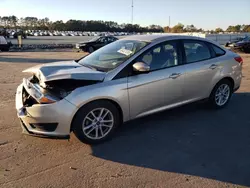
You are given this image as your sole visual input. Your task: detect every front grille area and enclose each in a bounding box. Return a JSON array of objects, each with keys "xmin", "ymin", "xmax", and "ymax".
[
  {"xmin": 30, "ymin": 123, "xmax": 58, "ymax": 132},
  {"xmin": 22, "ymin": 87, "xmax": 38, "ymax": 107}
]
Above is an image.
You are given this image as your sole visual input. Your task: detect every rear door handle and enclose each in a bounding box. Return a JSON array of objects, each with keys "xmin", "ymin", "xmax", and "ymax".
[
  {"xmin": 209, "ymin": 64, "xmax": 218, "ymax": 70},
  {"xmin": 169, "ymin": 73, "xmax": 181, "ymax": 79}
]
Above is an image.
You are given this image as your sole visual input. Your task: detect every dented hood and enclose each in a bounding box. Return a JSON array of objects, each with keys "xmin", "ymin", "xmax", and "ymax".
[{"xmin": 23, "ymin": 60, "xmax": 106, "ymax": 82}]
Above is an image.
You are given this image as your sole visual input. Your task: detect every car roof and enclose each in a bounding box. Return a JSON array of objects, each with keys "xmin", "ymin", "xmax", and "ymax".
[
  {"xmin": 121, "ymin": 34, "xmax": 208, "ymax": 42},
  {"xmin": 121, "ymin": 34, "xmax": 224, "ymax": 47}
]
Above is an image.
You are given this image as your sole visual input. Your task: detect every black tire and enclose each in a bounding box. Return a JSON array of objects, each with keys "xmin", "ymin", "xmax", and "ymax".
[
  {"xmin": 208, "ymin": 79, "xmax": 233, "ymax": 109},
  {"xmin": 1, "ymin": 48, "xmax": 9, "ymax": 52},
  {"xmin": 72, "ymin": 100, "xmax": 120, "ymax": 144},
  {"xmin": 242, "ymin": 47, "xmax": 250, "ymax": 53},
  {"xmin": 87, "ymin": 46, "xmax": 94, "ymax": 53}
]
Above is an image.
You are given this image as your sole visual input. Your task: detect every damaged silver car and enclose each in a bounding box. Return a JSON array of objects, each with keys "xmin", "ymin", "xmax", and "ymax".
[{"xmin": 16, "ymin": 35, "xmax": 242, "ymax": 144}]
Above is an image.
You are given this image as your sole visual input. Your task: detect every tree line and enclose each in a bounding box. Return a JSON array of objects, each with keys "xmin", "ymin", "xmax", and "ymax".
[
  {"xmin": 0, "ymin": 15, "xmax": 249, "ymax": 33},
  {"xmin": 164, "ymin": 23, "xmax": 250, "ymax": 33},
  {"xmin": 0, "ymin": 16, "xmax": 163, "ymax": 33}
]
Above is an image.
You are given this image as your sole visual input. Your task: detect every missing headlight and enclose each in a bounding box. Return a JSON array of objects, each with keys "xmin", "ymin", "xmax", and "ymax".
[{"xmin": 43, "ymin": 79, "xmax": 99, "ymax": 99}]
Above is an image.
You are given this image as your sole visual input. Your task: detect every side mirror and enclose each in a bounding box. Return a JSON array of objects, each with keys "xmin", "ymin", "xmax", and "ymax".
[{"xmin": 132, "ymin": 62, "xmax": 150, "ymax": 73}]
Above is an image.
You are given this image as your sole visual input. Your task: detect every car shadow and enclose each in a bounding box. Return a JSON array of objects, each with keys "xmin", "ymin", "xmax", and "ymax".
[
  {"xmin": 0, "ymin": 57, "xmax": 74, "ymax": 64},
  {"xmin": 92, "ymin": 92, "xmax": 250, "ymax": 186}
]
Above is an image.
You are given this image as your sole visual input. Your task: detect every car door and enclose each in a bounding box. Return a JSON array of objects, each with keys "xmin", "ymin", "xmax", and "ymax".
[
  {"xmin": 127, "ymin": 40, "xmax": 186, "ymax": 119},
  {"xmin": 181, "ymin": 39, "xmax": 221, "ymax": 102}
]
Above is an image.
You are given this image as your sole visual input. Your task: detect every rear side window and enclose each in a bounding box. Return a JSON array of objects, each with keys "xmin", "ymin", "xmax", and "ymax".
[
  {"xmin": 183, "ymin": 40, "xmax": 211, "ymax": 63},
  {"xmin": 210, "ymin": 44, "xmax": 225, "ymax": 57}
]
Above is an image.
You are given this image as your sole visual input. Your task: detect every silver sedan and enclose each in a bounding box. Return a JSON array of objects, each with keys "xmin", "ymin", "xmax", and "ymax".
[{"xmin": 15, "ymin": 35, "xmax": 243, "ymax": 144}]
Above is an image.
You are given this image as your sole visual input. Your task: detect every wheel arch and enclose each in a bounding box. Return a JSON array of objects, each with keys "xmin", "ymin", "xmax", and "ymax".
[
  {"xmin": 210, "ymin": 76, "xmax": 235, "ymax": 96},
  {"xmin": 218, "ymin": 77, "xmax": 235, "ymax": 89},
  {"xmin": 70, "ymin": 98, "xmax": 124, "ymax": 132}
]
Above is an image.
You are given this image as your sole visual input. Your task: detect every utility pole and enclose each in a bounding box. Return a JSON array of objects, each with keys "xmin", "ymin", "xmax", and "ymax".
[
  {"xmin": 169, "ymin": 16, "xmax": 171, "ymax": 32},
  {"xmin": 131, "ymin": 0, "xmax": 134, "ymax": 25}
]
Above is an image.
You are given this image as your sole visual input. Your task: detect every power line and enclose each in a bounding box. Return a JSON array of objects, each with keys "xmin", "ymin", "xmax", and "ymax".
[{"xmin": 169, "ymin": 16, "xmax": 171, "ymax": 32}]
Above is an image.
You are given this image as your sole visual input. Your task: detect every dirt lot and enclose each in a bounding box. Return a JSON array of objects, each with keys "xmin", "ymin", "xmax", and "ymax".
[{"xmin": 0, "ymin": 51, "xmax": 250, "ymax": 188}]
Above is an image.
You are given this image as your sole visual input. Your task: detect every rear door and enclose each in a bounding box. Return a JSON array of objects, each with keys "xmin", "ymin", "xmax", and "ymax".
[{"xmin": 180, "ymin": 39, "xmax": 222, "ymax": 102}]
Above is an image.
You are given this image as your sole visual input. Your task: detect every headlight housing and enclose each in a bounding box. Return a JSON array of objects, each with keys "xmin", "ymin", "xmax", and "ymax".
[
  {"xmin": 39, "ymin": 95, "xmax": 58, "ymax": 104},
  {"xmin": 23, "ymin": 78, "xmax": 60, "ymax": 104}
]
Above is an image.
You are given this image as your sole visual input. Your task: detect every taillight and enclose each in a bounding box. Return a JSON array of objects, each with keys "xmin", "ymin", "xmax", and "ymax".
[{"xmin": 234, "ymin": 56, "xmax": 243, "ymax": 64}]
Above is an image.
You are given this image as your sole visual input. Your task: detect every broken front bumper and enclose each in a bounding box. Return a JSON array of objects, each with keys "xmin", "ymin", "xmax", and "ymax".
[{"xmin": 15, "ymin": 79, "xmax": 77, "ymax": 138}]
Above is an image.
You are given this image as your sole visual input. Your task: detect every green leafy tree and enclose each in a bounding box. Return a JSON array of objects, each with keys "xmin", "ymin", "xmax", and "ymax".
[
  {"xmin": 226, "ymin": 25, "xmax": 241, "ymax": 33},
  {"xmin": 163, "ymin": 26, "xmax": 171, "ymax": 33},
  {"xmin": 171, "ymin": 23, "xmax": 184, "ymax": 33},
  {"xmin": 242, "ymin": 25, "xmax": 250, "ymax": 32},
  {"xmin": 215, "ymin": 28, "xmax": 224, "ymax": 33},
  {"xmin": 185, "ymin": 24, "xmax": 197, "ymax": 32}
]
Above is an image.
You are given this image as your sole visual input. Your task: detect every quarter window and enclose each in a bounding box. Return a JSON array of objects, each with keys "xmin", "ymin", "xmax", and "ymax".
[
  {"xmin": 184, "ymin": 41, "xmax": 211, "ymax": 63},
  {"xmin": 136, "ymin": 41, "xmax": 179, "ymax": 71},
  {"xmin": 210, "ymin": 44, "xmax": 225, "ymax": 57}
]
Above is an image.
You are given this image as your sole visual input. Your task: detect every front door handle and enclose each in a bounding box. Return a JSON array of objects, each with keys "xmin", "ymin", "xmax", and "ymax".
[
  {"xmin": 169, "ymin": 73, "xmax": 181, "ymax": 79},
  {"xmin": 209, "ymin": 64, "xmax": 218, "ymax": 70}
]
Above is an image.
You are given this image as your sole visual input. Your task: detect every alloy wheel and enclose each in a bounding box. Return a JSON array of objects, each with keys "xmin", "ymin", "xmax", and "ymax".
[
  {"xmin": 82, "ymin": 108, "xmax": 114, "ymax": 140},
  {"xmin": 215, "ymin": 84, "xmax": 230, "ymax": 106}
]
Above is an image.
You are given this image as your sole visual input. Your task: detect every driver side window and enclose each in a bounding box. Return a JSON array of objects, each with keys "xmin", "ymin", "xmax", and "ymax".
[{"xmin": 136, "ymin": 41, "xmax": 179, "ymax": 71}]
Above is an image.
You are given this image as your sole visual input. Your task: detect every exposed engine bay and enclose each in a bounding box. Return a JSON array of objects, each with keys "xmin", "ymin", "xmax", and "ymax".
[
  {"xmin": 23, "ymin": 75, "xmax": 100, "ymax": 107},
  {"xmin": 20, "ymin": 60, "xmax": 105, "ymax": 107}
]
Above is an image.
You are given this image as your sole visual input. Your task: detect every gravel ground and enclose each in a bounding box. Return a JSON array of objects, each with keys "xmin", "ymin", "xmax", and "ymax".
[{"xmin": 0, "ymin": 51, "xmax": 250, "ymax": 188}]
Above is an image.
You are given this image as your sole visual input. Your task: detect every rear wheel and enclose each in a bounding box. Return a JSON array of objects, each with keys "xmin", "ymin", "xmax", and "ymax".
[
  {"xmin": 72, "ymin": 101, "xmax": 120, "ymax": 144},
  {"xmin": 88, "ymin": 46, "xmax": 94, "ymax": 53},
  {"xmin": 208, "ymin": 79, "xmax": 233, "ymax": 109},
  {"xmin": 243, "ymin": 47, "xmax": 250, "ymax": 53},
  {"xmin": 1, "ymin": 48, "xmax": 9, "ymax": 52}
]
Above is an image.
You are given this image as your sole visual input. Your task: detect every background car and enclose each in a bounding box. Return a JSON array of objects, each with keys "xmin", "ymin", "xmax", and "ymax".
[
  {"xmin": 0, "ymin": 28, "xmax": 10, "ymax": 38},
  {"xmin": 232, "ymin": 36, "xmax": 250, "ymax": 53},
  {"xmin": 0, "ymin": 36, "xmax": 12, "ymax": 51},
  {"xmin": 225, "ymin": 36, "xmax": 245, "ymax": 47},
  {"xmin": 75, "ymin": 36, "xmax": 118, "ymax": 53},
  {"xmin": 13, "ymin": 30, "xmax": 27, "ymax": 39}
]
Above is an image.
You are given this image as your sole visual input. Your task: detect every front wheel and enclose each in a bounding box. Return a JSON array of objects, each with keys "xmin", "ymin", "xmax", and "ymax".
[
  {"xmin": 208, "ymin": 79, "xmax": 233, "ymax": 109},
  {"xmin": 72, "ymin": 101, "xmax": 120, "ymax": 144}
]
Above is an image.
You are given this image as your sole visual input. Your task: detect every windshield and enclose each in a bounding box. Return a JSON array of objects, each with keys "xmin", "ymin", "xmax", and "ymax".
[{"xmin": 78, "ymin": 40, "xmax": 149, "ymax": 72}]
